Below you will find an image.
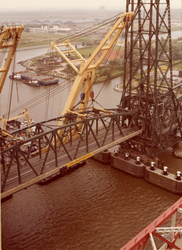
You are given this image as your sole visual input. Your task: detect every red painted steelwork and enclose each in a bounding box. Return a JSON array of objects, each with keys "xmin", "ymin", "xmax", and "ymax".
[{"xmin": 120, "ymin": 198, "xmax": 182, "ymax": 250}]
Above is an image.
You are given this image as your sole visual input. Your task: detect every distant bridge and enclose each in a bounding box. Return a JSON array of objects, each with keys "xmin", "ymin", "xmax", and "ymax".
[{"xmin": 1, "ymin": 108, "xmax": 142, "ymax": 199}]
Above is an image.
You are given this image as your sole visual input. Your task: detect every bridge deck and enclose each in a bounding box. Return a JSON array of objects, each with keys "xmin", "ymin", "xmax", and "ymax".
[{"xmin": 1, "ymin": 120, "xmax": 142, "ymax": 199}]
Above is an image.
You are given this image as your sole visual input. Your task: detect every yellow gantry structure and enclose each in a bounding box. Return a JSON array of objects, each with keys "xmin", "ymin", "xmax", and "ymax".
[
  {"xmin": 50, "ymin": 12, "xmax": 134, "ymax": 139},
  {"xmin": 0, "ymin": 108, "xmax": 33, "ymax": 134},
  {"xmin": 52, "ymin": 12, "xmax": 134, "ymax": 117},
  {"xmin": 0, "ymin": 25, "xmax": 24, "ymax": 93}
]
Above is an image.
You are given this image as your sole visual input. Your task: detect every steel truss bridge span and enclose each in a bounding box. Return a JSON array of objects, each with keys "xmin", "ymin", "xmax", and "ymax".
[{"xmin": 1, "ymin": 108, "xmax": 142, "ymax": 199}]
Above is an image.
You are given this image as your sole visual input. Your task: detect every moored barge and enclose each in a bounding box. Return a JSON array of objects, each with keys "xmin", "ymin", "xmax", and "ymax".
[
  {"xmin": 22, "ymin": 79, "xmax": 40, "ymax": 87},
  {"xmin": 9, "ymin": 70, "xmax": 59, "ymax": 86},
  {"xmin": 110, "ymin": 147, "xmax": 182, "ymax": 195}
]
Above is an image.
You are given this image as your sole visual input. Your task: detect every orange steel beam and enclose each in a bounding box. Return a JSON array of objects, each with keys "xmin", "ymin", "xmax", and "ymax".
[{"xmin": 120, "ymin": 198, "xmax": 182, "ymax": 250}]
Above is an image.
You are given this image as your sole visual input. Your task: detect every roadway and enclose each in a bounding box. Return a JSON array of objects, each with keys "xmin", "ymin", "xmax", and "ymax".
[{"xmin": 1, "ymin": 124, "xmax": 142, "ymax": 199}]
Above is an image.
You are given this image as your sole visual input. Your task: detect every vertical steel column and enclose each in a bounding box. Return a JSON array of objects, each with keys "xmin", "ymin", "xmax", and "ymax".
[
  {"xmin": 35, "ymin": 124, "xmax": 42, "ymax": 159},
  {"xmin": 15, "ymin": 149, "xmax": 21, "ymax": 184},
  {"xmin": 40, "ymin": 133, "xmax": 54, "ymax": 174},
  {"xmin": 112, "ymin": 116, "xmax": 114, "ymax": 141},
  {"xmin": 86, "ymin": 120, "xmax": 89, "ymax": 153},
  {"xmin": 1, "ymin": 150, "xmax": 16, "ymax": 192},
  {"xmin": 139, "ymin": 0, "xmax": 144, "ymax": 94},
  {"xmin": 145, "ymin": 0, "xmax": 153, "ymax": 138},
  {"xmin": 96, "ymin": 117, "xmax": 98, "ymax": 135},
  {"xmin": 0, "ymin": 128, "xmax": 5, "ymax": 174},
  {"xmin": 167, "ymin": 0, "xmax": 173, "ymax": 89},
  {"xmin": 39, "ymin": 137, "xmax": 42, "ymax": 159},
  {"xmin": 120, "ymin": 0, "xmax": 129, "ymax": 108},
  {"xmin": 129, "ymin": 0, "xmax": 134, "ymax": 110},
  {"xmin": 151, "ymin": 0, "xmax": 160, "ymax": 155},
  {"xmin": 69, "ymin": 125, "xmax": 72, "ymax": 146},
  {"xmin": 54, "ymin": 133, "xmax": 58, "ymax": 167}
]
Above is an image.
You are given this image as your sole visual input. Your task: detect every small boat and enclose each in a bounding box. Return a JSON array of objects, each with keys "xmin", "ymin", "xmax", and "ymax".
[
  {"xmin": 9, "ymin": 73, "xmax": 22, "ymax": 80},
  {"xmin": 22, "ymin": 79, "xmax": 40, "ymax": 87}
]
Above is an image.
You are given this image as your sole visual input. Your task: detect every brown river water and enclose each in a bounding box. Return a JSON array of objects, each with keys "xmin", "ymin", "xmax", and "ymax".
[{"xmin": 1, "ymin": 46, "xmax": 182, "ymax": 250}]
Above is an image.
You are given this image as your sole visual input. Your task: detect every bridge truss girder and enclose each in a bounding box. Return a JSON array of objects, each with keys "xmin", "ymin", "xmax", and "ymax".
[
  {"xmin": 120, "ymin": 0, "xmax": 182, "ymax": 157},
  {"xmin": 1, "ymin": 109, "xmax": 142, "ymax": 199}
]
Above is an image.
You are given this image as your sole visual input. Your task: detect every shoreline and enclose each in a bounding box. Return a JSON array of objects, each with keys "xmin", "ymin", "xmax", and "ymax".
[
  {"xmin": 17, "ymin": 41, "xmax": 82, "ymax": 51},
  {"xmin": 17, "ymin": 44, "xmax": 50, "ymax": 51}
]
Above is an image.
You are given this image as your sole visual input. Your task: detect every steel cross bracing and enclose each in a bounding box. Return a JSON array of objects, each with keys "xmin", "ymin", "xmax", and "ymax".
[
  {"xmin": 119, "ymin": 0, "xmax": 182, "ymax": 157},
  {"xmin": 120, "ymin": 197, "xmax": 182, "ymax": 250},
  {"xmin": 1, "ymin": 109, "xmax": 142, "ymax": 199}
]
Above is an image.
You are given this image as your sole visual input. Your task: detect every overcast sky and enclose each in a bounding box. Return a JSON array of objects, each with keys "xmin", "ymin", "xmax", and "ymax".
[{"xmin": 1, "ymin": 0, "xmax": 182, "ymax": 11}]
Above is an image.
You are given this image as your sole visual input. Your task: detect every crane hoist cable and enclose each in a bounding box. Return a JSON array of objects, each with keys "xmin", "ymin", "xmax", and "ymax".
[
  {"xmin": 92, "ymin": 39, "xmax": 124, "ymax": 101},
  {"xmin": 4, "ymin": 16, "xmax": 122, "ymax": 117},
  {"xmin": 44, "ymin": 51, "xmax": 53, "ymax": 120},
  {"xmin": 24, "ymin": 81, "xmax": 71, "ymax": 110},
  {"xmin": 44, "ymin": 86, "xmax": 50, "ymax": 121},
  {"xmin": 70, "ymin": 36, "xmax": 124, "ymax": 113},
  {"xmin": 55, "ymin": 13, "xmax": 122, "ymax": 44},
  {"xmin": 7, "ymin": 53, "xmax": 17, "ymax": 120},
  {"xmin": 3, "ymin": 79, "xmax": 72, "ymax": 117}
]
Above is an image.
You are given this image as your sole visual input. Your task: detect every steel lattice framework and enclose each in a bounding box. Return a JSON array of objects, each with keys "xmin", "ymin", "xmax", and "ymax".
[
  {"xmin": 120, "ymin": 197, "xmax": 182, "ymax": 250},
  {"xmin": 120, "ymin": 0, "xmax": 182, "ymax": 157},
  {"xmin": 1, "ymin": 109, "xmax": 142, "ymax": 199}
]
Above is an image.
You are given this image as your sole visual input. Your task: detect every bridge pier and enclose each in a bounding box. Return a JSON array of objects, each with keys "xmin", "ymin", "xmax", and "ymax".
[
  {"xmin": 92, "ymin": 150, "xmax": 110, "ymax": 164},
  {"xmin": 110, "ymin": 152, "xmax": 146, "ymax": 178}
]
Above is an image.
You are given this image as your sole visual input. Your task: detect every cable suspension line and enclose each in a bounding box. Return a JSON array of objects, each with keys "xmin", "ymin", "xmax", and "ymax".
[
  {"xmin": 3, "ymin": 80, "xmax": 72, "ymax": 117},
  {"xmin": 55, "ymin": 13, "xmax": 122, "ymax": 44}
]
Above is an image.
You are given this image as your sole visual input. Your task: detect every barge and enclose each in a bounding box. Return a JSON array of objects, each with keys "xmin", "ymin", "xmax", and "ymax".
[
  {"xmin": 38, "ymin": 161, "xmax": 86, "ymax": 185},
  {"xmin": 145, "ymin": 166, "xmax": 182, "ymax": 195},
  {"xmin": 110, "ymin": 152, "xmax": 146, "ymax": 178},
  {"xmin": 37, "ymin": 77, "xmax": 59, "ymax": 86},
  {"xmin": 110, "ymin": 148, "xmax": 182, "ymax": 195},
  {"xmin": 9, "ymin": 71, "xmax": 59, "ymax": 86}
]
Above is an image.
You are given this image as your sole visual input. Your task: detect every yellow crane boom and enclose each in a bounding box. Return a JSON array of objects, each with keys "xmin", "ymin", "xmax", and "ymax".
[
  {"xmin": 51, "ymin": 12, "xmax": 134, "ymax": 116},
  {"xmin": 0, "ymin": 25, "xmax": 24, "ymax": 93},
  {"xmin": 50, "ymin": 12, "xmax": 134, "ymax": 140}
]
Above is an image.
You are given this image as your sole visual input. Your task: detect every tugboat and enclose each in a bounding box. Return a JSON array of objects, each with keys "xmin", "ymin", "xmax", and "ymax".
[{"xmin": 9, "ymin": 72, "xmax": 22, "ymax": 80}]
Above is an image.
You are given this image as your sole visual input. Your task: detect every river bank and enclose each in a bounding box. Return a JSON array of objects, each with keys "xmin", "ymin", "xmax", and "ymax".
[{"xmin": 19, "ymin": 53, "xmax": 123, "ymax": 83}]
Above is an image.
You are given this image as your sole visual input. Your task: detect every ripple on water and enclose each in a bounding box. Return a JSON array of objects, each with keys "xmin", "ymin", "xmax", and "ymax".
[{"xmin": 2, "ymin": 158, "xmax": 180, "ymax": 250}]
